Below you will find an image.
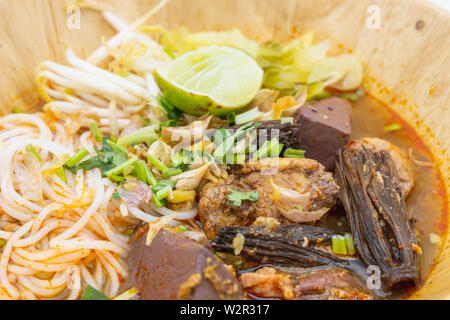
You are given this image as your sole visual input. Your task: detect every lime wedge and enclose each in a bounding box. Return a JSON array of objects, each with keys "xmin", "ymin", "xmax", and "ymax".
[{"xmin": 154, "ymin": 46, "xmax": 263, "ymax": 116}]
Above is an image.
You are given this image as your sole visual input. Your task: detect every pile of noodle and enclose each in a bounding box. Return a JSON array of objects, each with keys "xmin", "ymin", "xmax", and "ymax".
[{"xmin": 0, "ymin": 1, "xmax": 189, "ymax": 300}]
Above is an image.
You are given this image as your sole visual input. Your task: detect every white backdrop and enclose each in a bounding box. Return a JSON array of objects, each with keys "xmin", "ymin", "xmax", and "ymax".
[{"xmin": 429, "ymin": 0, "xmax": 450, "ymax": 11}]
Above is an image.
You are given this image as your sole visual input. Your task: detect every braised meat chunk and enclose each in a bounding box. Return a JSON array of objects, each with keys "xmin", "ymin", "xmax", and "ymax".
[
  {"xmin": 129, "ymin": 228, "xmax": 243, "ymax": 300},
  {"xmin": 240, "ymin": 267, "xmax": 372, "ymax": 300},
  {"xmin": 198, "ymin": 158, "xmax": 339, "ymax": 238},
  {"xmin": 347, "ymin": 137, "xmax": 414, "ymax": 197},
  {"xmin": 335, "ymin": 147, "xmax": 420, "ymax": 289},
  {"xmin": 212, "ymin": 224, "xmax": 346, "ymax": 268},
  {"xmin": 293, "ymin": 97, "xmax": 352, "ymax": 171}
]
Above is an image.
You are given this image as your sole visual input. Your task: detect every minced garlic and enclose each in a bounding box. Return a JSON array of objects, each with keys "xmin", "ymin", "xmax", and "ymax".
[{"xmin": 232, "ymin": 233, "xmax": 245, "ymax": 255}]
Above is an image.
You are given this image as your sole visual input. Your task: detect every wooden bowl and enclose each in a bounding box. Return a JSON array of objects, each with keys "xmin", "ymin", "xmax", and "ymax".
[{"xmin": 0, "ymin": 0, "xmax": 448, "ymax": 299}]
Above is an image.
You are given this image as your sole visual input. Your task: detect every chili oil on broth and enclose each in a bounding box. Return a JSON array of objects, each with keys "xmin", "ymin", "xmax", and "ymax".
[{"xmin": 349, "ymin": 94, "xmax": 446, "ymax": 280}]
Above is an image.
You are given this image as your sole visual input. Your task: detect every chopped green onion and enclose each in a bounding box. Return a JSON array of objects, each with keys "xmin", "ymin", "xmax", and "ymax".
[
  {"xmin": 147, "ymin": 153, "xmax": 170, "ymax": 174},
  {"xmin": 105, "ymin": 156, "xmax": 138, "ymax": 180},
  {"xmin": 233, "ymin": 153, "xmax": 246, "ymax": 165},
  {"xmin": 106, "ymin": 139, "xmax": 128, "ymax": 155},
  {"xmin": 213, "ymin": 122, "xmax": 259, "ymax": 159},
  {"xmin": 235, "ymin": 107, "xmax": 263, "ymax": 125},
  {"xmin": 152, "ymin": 194, "xmax": 164, "ymax": 207},
  {"xmin": 280, "ymin": 117, "xmax": 294, "ymax": 124},
  {"xmin": 342, "ymin": 88, "xmax": 365, "ymax": 102},
  {"xmin": 26, "ymin": 144, "xmax": 42, "ymax": 163},
  {"xmin": 135, "ymin": 160, "xmax": 148, "ymax": 184},
  {"xmin": 295, "ymin": 205, "xmax": 303, "ymax": 212},
  {"xmin": 383, "ymin": 123, "xmax": 403, "ymax": 133},
  {"xmin": 117, "ymin": 127, "xmax": 158, "ymax": 147},
  {"xmin": 12, "ymin": 106, "xmax": 24, "ymax": 113},
  {"xmin": 143, "ymin": 162, "xmax": 157, "ymax": 187},
  {"xmin": 113, "ymin": 287, "xmax": 139, "ymax": 300},
  {"xmin": 125, "ymin": 228, "xmax": 134, "ymax": 236},
  {"xmin": 56, "ymin": 167, "xmax": 67, "ymax": 183},
  {"xmin": 144, "ymin": 118, "xmax": 160, "ymax": 128},
  {"xmin": 89, "ymin": 122, "xmax": 103, "ymax": 142},
  {"xmin": 115, "ymin": 69, "xmax": 130, "ymax": 77},
  {"xmin": 253, "ymin": 138, "xmax": 282, "ymax": 161},
  {"xmin": 213, "ymin": 128, "xmax": 231, "ymax": 145},
  {"xmin": 155, "ymin": 185, "xmax": 172, "ymax": 200},
  {"xmin": 81, "ymin": 285, "xmax": 109, "ymax": 300},
  {"xmin": 163, "ymin": 167, "xmax": 182, "ymax": 178},
  {"xmin": 163, "ymin": 46, "xmax": 176, "ymax": 59},
  {"xmin": 345, "ymin": 233, "xmax": 355, "ymax": 255},
  {"xmin": 178, "ymin": 224, "xmax": 188, "ymax": 232},
  {"xmin": 65, "ymin": 149, "xmax": 89, "ymax": 168},
  {"xmin": 170, "ymin": 151, "xmax": 187, "ymax": 168},
  {"xmin": 332, "ymin": 235, "xmax": 348, "ymax": 255},
  {"xmin": 283, "ymin": 148, "xmax": 305, "ymax": 158}
]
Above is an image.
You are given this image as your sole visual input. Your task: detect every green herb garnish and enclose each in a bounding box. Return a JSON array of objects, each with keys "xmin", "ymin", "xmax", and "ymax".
[
  {"xmin": 115, "ymin": 69, "xmax": 130, "ymax": 77},
  {"xmin": 147, "ymin": 153, "xmax": 170, "ymax": 175},
  {"xmin": 283, "ymin": 148, "xmax": 305, "ymax": 158},
  {"xmin": 105, "ymin": 156, "xmax": 138, "ymax": 182},
  {"xmin": 76, "ymin": 138, "xmax": 128, "ymax": 177},
  {"xmin": 80, "ymin": 285, "xmax": 109, "ymax": 300},
  {"xmin": 65, "ymin": 149, "xmax": 89, "ymax": 168},
  {"xmin": 112, "ymin": 192, "xmax": 121, "ymax": 200},
  {"xmin": 12, "ymin": 106, "xmax": 24, "ymax": 113},
  {"xmin": 228, "ymin": 189, "xmax": 259, "ymax": 206},
  {"xmin": 383, "ymin": 123, "xmax": 403, "ymax": 133},
  {"xmin": 152, "ymin": 180, "xmax": 176, "ymax": 200},
  {"xmin": 344, "ymin": 233, "xmax": 356, "ymax": 255},
  {"xmin": 235, "ymin": 107, "xmax": 263, "ymax": 125},
  {"xmin": 332, "ymin": 235, "xmax": 347, "ymax": 255},
  {"xmin": 342, "ymin": 88, "xmax": 365, "ymax": 102},
  {"xmin": 56, "ymin": 167, "xmax": 67, "ymax": 183},
  {"xmin": 253, "ymin": 138, "xmax": 283, "ymax": 161},
  {"xmin": 158, "ymin": 94, "xmax": 181, "ymax": 120},
  {"xmin": 26, "ymin": 145, "xmax": 43, "ymax": 163},
  {"xmin": 117, "ymin": 127, "xmax": 158, "ymax": 147},
  {"xmin": 89, "ymin": 122, "xmax": 103, "ymax": 142}
]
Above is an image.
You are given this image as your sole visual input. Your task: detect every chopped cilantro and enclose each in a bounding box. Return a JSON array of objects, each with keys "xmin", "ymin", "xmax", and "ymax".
[
  {"xmin": 76, "ymin": 138, "xmax": 128, "ymax": 177},
  {"xmin": 112, "ymin": 192, "xmax": 121, "ymax": 200},
  {"xmin": 227, "ymin": 189, "xmax": 259, "ymax": 206}
]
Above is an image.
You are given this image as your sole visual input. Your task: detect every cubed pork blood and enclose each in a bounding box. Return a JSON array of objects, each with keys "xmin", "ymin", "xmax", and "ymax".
[{"xmin": 293, "ymin": 97, "xmax": 352, "ymax": 171}]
